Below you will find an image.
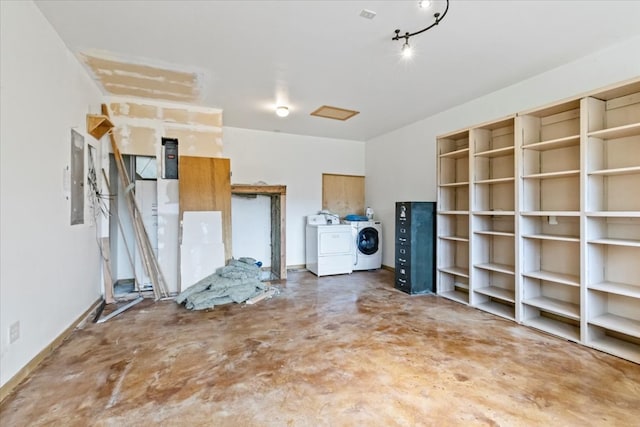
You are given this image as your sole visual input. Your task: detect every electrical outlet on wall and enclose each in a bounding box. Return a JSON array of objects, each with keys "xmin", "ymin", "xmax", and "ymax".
[{"xmin": 9, "ymin": 321, "xmax": 20, "ymax": 344}]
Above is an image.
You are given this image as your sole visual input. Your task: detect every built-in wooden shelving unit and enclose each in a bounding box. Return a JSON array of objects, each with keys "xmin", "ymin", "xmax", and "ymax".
[{"xmin": 436, "ymin": 78, "xmax": 640, "ymax": 364}]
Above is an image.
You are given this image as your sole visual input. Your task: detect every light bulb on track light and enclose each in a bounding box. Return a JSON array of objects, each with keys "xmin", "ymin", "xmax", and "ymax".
[{"xmin": 401, "ymin": 40, "xmax": 412, "ymax": 58}]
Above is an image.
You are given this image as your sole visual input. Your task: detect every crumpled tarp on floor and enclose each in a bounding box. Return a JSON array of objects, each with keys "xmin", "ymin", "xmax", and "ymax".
[{"xmin": 176, "ymin": 257, "xmax": 268, "ymax": 310}]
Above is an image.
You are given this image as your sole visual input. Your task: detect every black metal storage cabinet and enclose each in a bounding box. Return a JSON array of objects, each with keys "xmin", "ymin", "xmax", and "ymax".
[{"xmin": 395, "ymin": 202, "xmax": 436, "ymax": 294}]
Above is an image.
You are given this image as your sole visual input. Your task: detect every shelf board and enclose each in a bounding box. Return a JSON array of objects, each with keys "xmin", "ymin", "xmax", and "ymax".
[
  {"xmin": 453, "ymin": 281, "xmax": 469, "ymax": 290},
  {"xmin": 475, "ymin": 263, "xmax": 515, "ymax": 275},
  {"xmin": 438, "ymin": 266, "xmax": 470, "ymax": 278},
  {"xmin": 524, "ymin": 316, "xmax": 580, "ymax": 342},
  {"xmin": 589, "ymin": 166, "xmax": 640, "ymax": 177},
  {"xmin": 523, "ymin": 296, "xmax": 580, "ymax": 320},
  {"xmin": 588, "ymin": 335, "xmax": 640, "ymax": 364},
  {"xmin": 439, "ymin": 289, "xmax": 469, "ymax": 305},
  {"xmin": 586, "ymin": 211, "xmax": 640, "ymax": 218},
  {"xmin": 589, "ymin": 281, "xmax": 640, "ymax": 299},
  {"xmin": 474, "ymin": 146, "xmax": 514, "ymax": 158},
  {"xmin": 475, "ymin": 286, "xmax": 515, "ymax": 302},
  {"xmin": 522, "ymin": 270, "xmax": 580, "ymax": 287},
  {"xmin": 474, "ymin": 177, "xmax": 515, "ymax": 184},
  {"xmin": 522, "ymin": 134, "xmax": 580, "ymax": 151},
  {"xmin": 588, "ymin": 122, "xmax": 640, "ymax": 140},
  {"xmin": 438, "ymin": 210, "xmax": 469, "ymax": 216},
  {"xmin": 589, "ymin": 313, "xmax": 640, "ymax": 339},
  {"xmin": 522, "ymin": 233, "xmax": 580, "ymax": 243},
  {"xmin": 521, "ymin": 211, "xmax": 580, "ymax": 217},
  {"xmin": 475, "ymin": 301, "xmax": 515, "ymax": 320},
  {"xmin": 474, "ymin": 230, "xmax": 515, "ymax": 237},
  {"xmin": 473, "ymin": 211, "xmax": 515, "ymax": 216},
  {"xmin": 86, "ymin": 114, "xmax": 114, "ymax": 140},
  {"xmin": 588, "ymin": 237, "xmax": 640, "ymax": 248},
  {"xmin": 440, "ymin": 147, "xmax": 470, "ymax": 159},
  {"xmin": 522, "ymin": 169, "xmax": 580, "ymax": 179},
  {"xmin": 439, "ymin": 181, "xmax": 470, "ymax": 187},
  {"xmin": 439, "ymin": 235, "xmax": 470, "ymax": 242}
]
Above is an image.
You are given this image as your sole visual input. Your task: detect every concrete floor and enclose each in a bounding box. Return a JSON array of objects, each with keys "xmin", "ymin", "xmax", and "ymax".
[{"xmin": 1, "ymin": 270, "xmax": 639, "ymax": 426}]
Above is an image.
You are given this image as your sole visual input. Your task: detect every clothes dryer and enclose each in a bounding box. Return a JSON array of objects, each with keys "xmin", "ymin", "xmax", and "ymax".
[{"xmin": 305, "ymin": 215, "xmax": 353, "ymax": 276}]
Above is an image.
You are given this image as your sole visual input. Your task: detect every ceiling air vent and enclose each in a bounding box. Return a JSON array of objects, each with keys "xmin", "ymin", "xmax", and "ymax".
[{"xmin": 310, "ymin": 105, "xmax": 360, "ymax": 121}]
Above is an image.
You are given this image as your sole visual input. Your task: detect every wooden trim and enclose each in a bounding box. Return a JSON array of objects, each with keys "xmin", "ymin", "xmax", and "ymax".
[
  {"xmin": 381, "ymin": 264, "xmax": 395, "ymax": 273},
  {"xmin": 0, "ymin": 298, "xmax": 103, "ymax": 404},
  {"xmin": 286, "ymin": 264, "xmax": 307, "ymax": 271},
  {"xmin": 231, "ymin": 184, "xmax": 286, "ymax": 195}
]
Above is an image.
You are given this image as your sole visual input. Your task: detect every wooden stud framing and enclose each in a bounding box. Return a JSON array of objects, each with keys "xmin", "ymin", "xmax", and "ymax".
[{"xmin": 231, "ymin": 184, "xmax": 287, "ymax": 279}]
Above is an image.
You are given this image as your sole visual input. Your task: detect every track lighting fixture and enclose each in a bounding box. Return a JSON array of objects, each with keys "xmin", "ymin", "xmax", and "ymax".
[
  {"xmin": 393, "ymin": 0, "xmax": 449, "ymax": 57},
  {"xmin": 275, "ymin": 106, "xmax": 289, "ymax": 117}
]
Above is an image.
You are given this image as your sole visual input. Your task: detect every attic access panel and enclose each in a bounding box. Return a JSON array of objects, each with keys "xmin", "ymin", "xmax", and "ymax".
[{"xmin": 311, "ymin": 105, "xmax": 360, "ymax": 121}]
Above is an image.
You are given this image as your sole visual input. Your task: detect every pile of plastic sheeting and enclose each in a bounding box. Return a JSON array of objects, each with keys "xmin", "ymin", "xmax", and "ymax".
[{"xmin": 176, "ymin": 257, "xmax": 268, "ymax": 310}]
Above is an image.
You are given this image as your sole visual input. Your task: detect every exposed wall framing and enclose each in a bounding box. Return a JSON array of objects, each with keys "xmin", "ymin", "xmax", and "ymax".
[{"xmin": 231, "ymin": 185, "xmax": 287, "ymax": 280}]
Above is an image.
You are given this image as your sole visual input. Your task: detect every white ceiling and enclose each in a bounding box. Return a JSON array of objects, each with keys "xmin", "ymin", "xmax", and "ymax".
[{"xmin": 35, "ymin": 1, "xmax": 640, "ymax": 141}]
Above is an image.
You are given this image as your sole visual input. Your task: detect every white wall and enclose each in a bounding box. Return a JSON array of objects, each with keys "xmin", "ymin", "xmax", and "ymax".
[
  {"xmin": 223, "ymin": 127, "xmax": 365, "ymax": 266},
  {"xmin": 0, "ymin": 1, "xmax": 104, "ymax": 387},
  {"xmin": 366, "ymin": 36, "xmax": 640, "ymax": 267},
  {"xmin": 231, "ymin": 195, "xmax": 272, "ymax": 267}
]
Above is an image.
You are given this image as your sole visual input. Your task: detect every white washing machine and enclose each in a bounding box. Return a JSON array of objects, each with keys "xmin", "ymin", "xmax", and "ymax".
[
  {"xmin": 344, "ymin": 220, "xmax": 383, "ymax": 270},
  {"xmin": 306, "ymin": 215, "xmax": 353, "ymax": 276}
]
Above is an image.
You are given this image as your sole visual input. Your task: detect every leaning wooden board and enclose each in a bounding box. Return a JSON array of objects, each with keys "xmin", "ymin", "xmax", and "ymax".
[{"xmin": 178, "ymin": 156, "xmax": 232, "ymax": 261}]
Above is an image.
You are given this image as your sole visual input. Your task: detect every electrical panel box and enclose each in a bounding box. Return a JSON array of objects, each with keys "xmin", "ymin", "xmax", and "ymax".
[{"xmin": 162, "ymin": 137, "xmax": 179, "ymax": 179}]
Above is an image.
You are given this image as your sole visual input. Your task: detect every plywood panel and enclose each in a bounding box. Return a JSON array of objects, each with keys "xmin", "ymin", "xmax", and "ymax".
[
  {"xmin": 179, "ymin": 157, "xmax": 232, "ymax": 261},
  {"xmin": 322, "ymin": 173, "xmax": 365, "ymax": 217}
]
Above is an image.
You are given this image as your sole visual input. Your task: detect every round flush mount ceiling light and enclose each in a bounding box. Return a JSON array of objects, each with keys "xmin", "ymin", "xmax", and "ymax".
[{"xmin": 276, "ymin": 106, "xmax": 290, "ymax": 117}]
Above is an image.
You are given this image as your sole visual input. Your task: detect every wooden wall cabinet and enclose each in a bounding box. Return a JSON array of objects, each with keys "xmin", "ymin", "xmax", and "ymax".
[{"xmin": 436, "ymin": 79, "xmax": 640, "ymax": 363}]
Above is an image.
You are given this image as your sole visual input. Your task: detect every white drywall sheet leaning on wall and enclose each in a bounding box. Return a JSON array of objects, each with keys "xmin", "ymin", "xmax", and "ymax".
[{"xmin": 180, "ymin": 211, "xmax": 225, "ymax": 291}]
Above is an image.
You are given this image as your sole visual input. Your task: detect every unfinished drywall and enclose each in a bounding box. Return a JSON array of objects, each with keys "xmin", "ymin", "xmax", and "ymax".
[
  {"xmin": 80, "ymin": 53, "xmax": 201, "ymax": 103},
  {"xmin": 106, "ymin": 98, "xmax": 223, "ymax": 294},
  {"xmin": 107, "ymin": 98, "xmax": 222, "ymax": 158},
  {"xmin": 222, "ymin": 128, "xmax": 365, "ymax": 267},
  {"xmin": 366, "ymin": 35, "xmax": 640, "ymax": 268},
  {"xmin": 0, "ymin": 1, "xmax": 103, "ymax": 388}
]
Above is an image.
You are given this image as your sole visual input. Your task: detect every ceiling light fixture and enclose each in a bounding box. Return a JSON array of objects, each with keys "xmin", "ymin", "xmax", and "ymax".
[
  {"xmin": 393, "ymin": 0, "xmax": 449, "ymax": 57},
  {"xmin": 275, "ymin": 106, "xmax": 289, "ymax": 117}
]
